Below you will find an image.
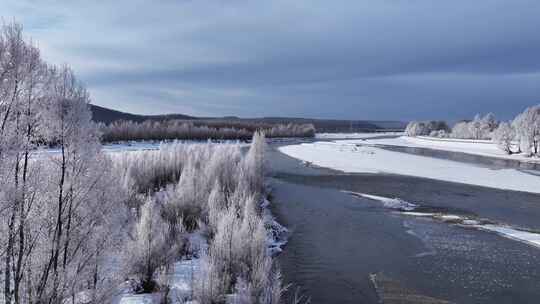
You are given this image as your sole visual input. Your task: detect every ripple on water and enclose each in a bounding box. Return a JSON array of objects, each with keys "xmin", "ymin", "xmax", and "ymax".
[{"xmin": 404, "ymin": 218, "xmax": 540, "ymax": 303}]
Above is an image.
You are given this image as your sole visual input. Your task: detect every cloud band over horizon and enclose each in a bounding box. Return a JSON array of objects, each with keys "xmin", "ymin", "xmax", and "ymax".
[{"xmin": 4, "ymin": 0, "xmax": 540, "ymax": 121}]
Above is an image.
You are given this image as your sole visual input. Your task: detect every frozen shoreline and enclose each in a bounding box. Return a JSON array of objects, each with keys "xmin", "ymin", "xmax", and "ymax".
[{"xmin": 279, "ymin": 141, "xmax": 540, "ymax": 194}]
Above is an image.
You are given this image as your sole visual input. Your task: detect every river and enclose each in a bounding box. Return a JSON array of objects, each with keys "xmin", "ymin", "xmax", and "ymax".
[{"xmin": 268, "ymin": 139, "xmax": 540, "ymax": 304}]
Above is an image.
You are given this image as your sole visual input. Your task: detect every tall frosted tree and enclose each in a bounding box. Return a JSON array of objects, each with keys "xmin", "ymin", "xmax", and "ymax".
[
  {"xmin": 243, "ymin": 131, "xmax": 266, "ymax": 195},
  {"xmin": 493, "ymin": 122, "xmax": 515, "ymax": 154},
  {"xmin": 0, "ymin": 22, "xmax": 127, "ymax": 304}
]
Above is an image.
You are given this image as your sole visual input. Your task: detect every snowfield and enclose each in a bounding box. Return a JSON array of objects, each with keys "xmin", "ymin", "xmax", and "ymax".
[
  {"xmin": 279, "ymin": 141, "xmax": 540, "ymax": 193},
  {"xmin": 347, "ymin": 135, "xmax": 540, "ymax": 163}
]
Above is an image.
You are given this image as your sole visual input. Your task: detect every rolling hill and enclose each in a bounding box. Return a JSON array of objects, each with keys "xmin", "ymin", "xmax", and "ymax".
[{"xmin": 90, "ymin": 104, "xmax": 406, "ymax": 132}]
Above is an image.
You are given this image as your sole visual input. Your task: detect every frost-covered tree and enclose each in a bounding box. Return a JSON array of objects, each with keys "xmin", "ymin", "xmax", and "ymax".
[
  {"xmin": 404, "ymin": 121, "xmax": 426, "ymax": 136},
  {"xmin": 0, "ymin": 22, "xmax": 129, "ymax": 304},
  {"xmin": 481, "ymin": 113, "xmax": 498, "ymax": 134},
  {"xmin": 100, "ymin": 119, "xmax": 315, "ymax": 142},
  {"xmin": 493, "ymin": 122, "xmax": 515, "ymax": 154},
  {"xmin": 468, "ymin": 114, "xmax": 484, "ymax": 139},
  {"xmin": 207, "ymin": 181, "xmax": 226, "ymax": 235},
  {"xmin": 448, "ymin": 113, "xmax": 498, "ymax": 140},
  {"xmin": 405, "ymin": 120, "xmax": 448, "ymax": 137},
  {"xmin": 243, "ymin": 131, "xmax": 266, "ymax": 194},
  {"xmin": 451, "ymin": 121, "xmax": 473, "ymax": 139},
  {"xmin": 124, "ymin": 198, "xmax": 173, "ymax": 293},
  {"xmin": 0, "ymin": 21, "xmax": 283, "ymax": 304},
  {"xmin": 512, "ymin": 105, "xmax": 540, "ymax": 155}
]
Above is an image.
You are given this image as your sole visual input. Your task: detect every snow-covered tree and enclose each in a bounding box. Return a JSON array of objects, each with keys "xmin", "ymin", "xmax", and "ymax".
[
  {"xmin": 0, "ymin": 22, "xmax": 130, "ymax": 304},
  {"xmin": 493, "ymin": 122, "xmax": 515, "ymax": 154},
  {"xmin": 100, "ymin": 119, "xmax": 315, "ymax": 142},
  {"xmin": 405, "ymin": 120, "xmax": 449, "ymax": 137},
  {"xmin": 481, "ymin": 113, "xmax": 498, "ymax": 134},
  {"xmin": 124, "ymin": 198, "xmax": 172, "ymax": 292},
  {"xmin": 243, "ymin": 131, "xmax": 266, "ymax": 194},
  {"xmin": 512, "ymin": 105, "xmax": 540, "ymax": 155},
  {"xmin": 468, "ymin": 114, "xmax": 484, "ymax": 139},
  {"xmin": 451, "ymin": 121, "xmax": 473, "ymax": 139},
  {"xmin": 405, "ymin": 121, "xmax": 426, "ymax": 136},
  {"xmin": 0, "ymin": 21, "xmax": 283, "ymax": 304},
  {"xmin": 449, "ymin": 113, "xmax": 499, "ymax": 140}
]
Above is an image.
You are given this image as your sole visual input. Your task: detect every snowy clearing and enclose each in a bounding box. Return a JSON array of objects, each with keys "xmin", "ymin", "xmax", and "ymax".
[
  {"xmin": 167, "ymin": 259, "xmax": 200, "ymax": 302},
  {"xmin": 114, "ymin": 293, "xmax": 162, "ymax": 304},
  {"xmin": 279, "ymin": 141, "xmax": 540, "ymax": 193},
  {"xmin": 349, "ymin": 136, "xmax": 540, "ymax": 164},
  {"xmin": 315, "ymin": 132, "xmax": 403, "ymax": 139}
]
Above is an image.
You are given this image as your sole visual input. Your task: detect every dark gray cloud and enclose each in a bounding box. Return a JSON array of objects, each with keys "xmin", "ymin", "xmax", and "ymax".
[{"xmin": 4, "ymin": 0, "xmax": 540, "ymax": 120}]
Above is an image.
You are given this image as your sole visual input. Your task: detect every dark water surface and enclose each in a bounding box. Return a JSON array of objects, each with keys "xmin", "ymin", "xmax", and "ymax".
[
  {"xmin": 378, "ymin": 144, "xmax": 540, "ymax": 171},
  {"xmin": 268, "ymin": 143, "xmax": 540, "ymax": 304}
]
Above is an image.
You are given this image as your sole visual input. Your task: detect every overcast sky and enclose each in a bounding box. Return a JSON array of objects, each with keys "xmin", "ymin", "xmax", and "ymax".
[{"xmin": 3, "ymin": 0, "xmax": 540, "ymax": 120}]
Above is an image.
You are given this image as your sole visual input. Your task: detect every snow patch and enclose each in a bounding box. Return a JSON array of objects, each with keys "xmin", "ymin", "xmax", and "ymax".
[
  {"xmin": 167, "ymin": 259, "xmax": 201, "ymax": 302},
  {"xmin": 401, "ymin": 212, "xmax": 436, "ymax": 217},
  {"xmin": 261, "ymin": 199, "xmax": 289, "ymax": 255},
  {"xmin": 344, "ymin": 191, "xmax": 418, "ymax": 211},
  {"xmin": 475, "ymin": 225, "xmax": 540, "ymax": 249},
  {"xmin": 116, "ymin": 294, "xmax": 161, "ymax": 304}
]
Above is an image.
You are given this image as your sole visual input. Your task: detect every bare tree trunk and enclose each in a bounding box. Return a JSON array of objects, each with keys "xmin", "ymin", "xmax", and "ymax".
[
  {"xmin": 51, "ymin": 142, "xmax": 66, "ymax": 303},
  {"xmin": 36, "ymin": 135, "xmax": 66, "ymax": 303},
  {"xmin": 14, "ymin": 135, "xmax": 32, "ymax": 304},
  {"xmin": 5, "ymin": 209, "xmax": 15, "ymax": 304},
  {"xmin": 62, "ymin": 190, "xmax": 74, "ymax": 269},
  {"xmin": 0, "ymin": 80, "xmax": 18, "ymax": 135}
]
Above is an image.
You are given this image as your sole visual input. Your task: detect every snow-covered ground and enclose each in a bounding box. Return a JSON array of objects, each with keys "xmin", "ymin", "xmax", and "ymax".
[
  {"xmin": 315, "ymin": 132, "xmax": 403, "ymax": 139},
  {"xmin": 166, "ymin": 259, "xmax": 200, "ymax": 303},
  {"xmin": 36, "ymin": 141, "xmax": 252, "ymax": 157},
  {"xmin": 279, "ymin": 141, "xmax": 540, "ymax": 193},
  {"xmin": 114, "ymin": 292, "xmax": 162, "ymax": 304},
  {"xmin": 347, "ymin": 135, "xmax": 540, "ymax": 163},
  {"xmin": 261, "ymin": 199, "xmax": 289, "ymax": 255},
  {"xmin": 111, "ymin": 258, "xmax": 200, "ymax": 304}
]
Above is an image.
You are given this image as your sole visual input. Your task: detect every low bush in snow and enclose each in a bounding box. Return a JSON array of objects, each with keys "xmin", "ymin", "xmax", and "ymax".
[{"xmin": 117, "ymin": 132, "xmax": 284, "ymax": 303}]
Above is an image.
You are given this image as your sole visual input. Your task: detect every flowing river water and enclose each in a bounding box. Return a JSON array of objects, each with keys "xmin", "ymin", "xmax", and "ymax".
[{"xmin": 268, "ymin": 139, "xmax": 540, "ymax": 304}]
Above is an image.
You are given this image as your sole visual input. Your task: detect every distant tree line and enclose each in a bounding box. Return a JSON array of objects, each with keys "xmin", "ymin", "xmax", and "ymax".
[
  {"xmin": 99, "ymin": 119, "xmax": 316, "ymax": 142},
  {"xmin": 405, "ymin": 105, "xmax": 540, "ymax": 156}
]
